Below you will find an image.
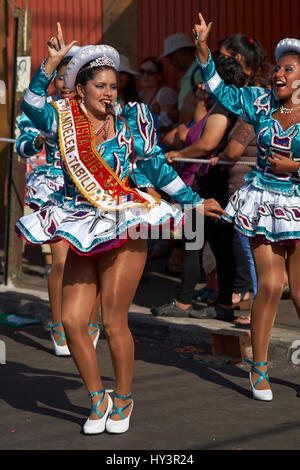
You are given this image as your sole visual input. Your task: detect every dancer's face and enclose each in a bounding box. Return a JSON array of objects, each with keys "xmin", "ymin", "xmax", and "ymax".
[
  {"xmin": 55, "ymin": 64, "xmax": 75, "ymax": 99},
  {"xmin": 273, "ymin": 54, "xmax": 300, "ymax": 103},
  {"xmin": 77, "ymin": 69, "xmax": 118, "ymax": 116}
]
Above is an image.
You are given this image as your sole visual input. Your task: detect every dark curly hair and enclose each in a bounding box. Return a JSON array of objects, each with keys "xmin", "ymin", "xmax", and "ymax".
[
  {"xmin": 220, "ymin": 34, "xmax": 267, "ymax": 72},
  {"xmin": 213, "ymin": 51, "xmax": 247, "ymax": 88}
]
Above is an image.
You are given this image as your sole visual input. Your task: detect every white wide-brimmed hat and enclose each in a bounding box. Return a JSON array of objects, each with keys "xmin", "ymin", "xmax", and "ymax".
[
  {"xmin": 275, "ymin": 38, "xmax": 300, "ymax": 62},
  {"xmin": 158, "ymin": 33, "xmax": 195, "ymax": 60},
  {"xmin": 118, "ymin": 54, "xmax": 138, "ymax": 75},
  {"xmin": 64, "ymin": 44, "xmax": 120, "ymax": 92},
  {"xmin": 64, "ymin": 45, "xmax": 81, "ymax": 57}
]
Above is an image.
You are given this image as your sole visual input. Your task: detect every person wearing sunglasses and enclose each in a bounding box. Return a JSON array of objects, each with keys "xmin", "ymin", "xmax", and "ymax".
[{"xmin": 138, "ymin": 57, "xmax": 178, "ymax": 137}]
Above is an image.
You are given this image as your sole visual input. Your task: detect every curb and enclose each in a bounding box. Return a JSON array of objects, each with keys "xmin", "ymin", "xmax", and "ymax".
[
  {"xmin": 127, "ymin": 311, "xmax": 297, "ymax": 362},
  {"xmin": 0, "ymin": 285, "xmax": 297, "ymax": 363}
]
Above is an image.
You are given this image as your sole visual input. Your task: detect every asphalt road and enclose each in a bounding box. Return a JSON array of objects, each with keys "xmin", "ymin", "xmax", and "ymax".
[{"xmin": 0, "ymin": 322, "xmax": 300, "ymax": 451}]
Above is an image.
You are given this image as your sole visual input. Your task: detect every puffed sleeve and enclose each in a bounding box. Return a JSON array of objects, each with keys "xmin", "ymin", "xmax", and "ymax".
[
  {"xmin": 16, "ymin": 113, "xmax": 42, "ymax": 158},
  {"xmin": 21, "ymin": 60, "xmax": 59, "ymax": 140},
  {"xmin": 197, "ymin": 49, "xmax": 274, "ymax": 127},
  {"xmin": 121, "ymin": 102, "xmax": 203, "ymax": 207},
  {"xmin": 130, "ymin": 163, "xmax": 154, "ymax": 189}
]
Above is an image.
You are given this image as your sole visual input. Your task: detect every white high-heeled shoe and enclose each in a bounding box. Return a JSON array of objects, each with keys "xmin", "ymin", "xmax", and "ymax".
[
  {"xmin": 106, "ymin": 392, "xmax": 134, "ymax": 434},
  {"xmin": 83, "ymin": 389, "xmax": 113, "ymax": 435},
  {"xmin": 244, "ymin": 359, "xmax": 273, "ymax": 401},
  {"xmin": 88, "ymin": 322, "xmax": 103, "ymax": 349},
  {"xmin": 47, "ymin": 323, "xmax": 71, "ymax": 357}
]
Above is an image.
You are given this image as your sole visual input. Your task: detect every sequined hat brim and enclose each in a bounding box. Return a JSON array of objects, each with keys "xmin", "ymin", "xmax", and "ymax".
[
  {"xmin": 275, "ymin": 38, "xmax": 300, "ymax": 62},
  {"xmin": 64, "ymin": 44, "xmax": 120, "ymax": 92}
]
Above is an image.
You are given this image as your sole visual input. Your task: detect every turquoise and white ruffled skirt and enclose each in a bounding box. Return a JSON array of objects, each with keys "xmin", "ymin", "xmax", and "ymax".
[
  {"xmin": 25, "ymin": 168, "xmax": 64, "ymax": 209},
  {"xmin": 16, "ymin": 191, "xmax": 184, "ymax": 255},
  {"xmin": 223, "ymin": 182, "xmax": 300, "ymax": 243}
]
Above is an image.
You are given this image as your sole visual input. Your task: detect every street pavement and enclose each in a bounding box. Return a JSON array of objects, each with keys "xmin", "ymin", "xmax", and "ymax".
[{"xmin": 0, "ymin": 245, "xmax": 300, "ymax": 451}]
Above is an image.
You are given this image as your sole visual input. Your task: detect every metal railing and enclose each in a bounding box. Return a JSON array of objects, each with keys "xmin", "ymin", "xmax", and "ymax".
[
  {"xmin": 0, "ymin": 137, "xmax": 16, "ymax": 143},
  {"xmin": 173, "ymin": 158, "xmax": 256, "ymax": 166},
  {"xmin": 0, "ymin": 137, "xmax": 256, "ymax": 166}
]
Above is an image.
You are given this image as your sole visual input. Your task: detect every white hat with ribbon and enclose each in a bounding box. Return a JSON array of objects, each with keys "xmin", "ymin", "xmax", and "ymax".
[
  {"xmin": 158, "ymin": 33, "xmax": 195, "ymax": 60},
  {"xmin": 64, "ymin": 44, "xmax": 120, "ymax": 92}
]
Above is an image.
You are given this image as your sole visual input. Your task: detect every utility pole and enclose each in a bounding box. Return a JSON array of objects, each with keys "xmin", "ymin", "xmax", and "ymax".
[
  {"xmin": 4, "ymin": 2, "xmax": 32, "ymax": 286},
  {"xmin": 0, "ymin": 0, "xmax": 10, "ymax": 252}
]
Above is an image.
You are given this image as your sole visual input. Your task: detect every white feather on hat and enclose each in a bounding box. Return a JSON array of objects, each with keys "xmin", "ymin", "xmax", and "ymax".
[
  {"xmin": 275, "ymin": 38, "xmax": 300, "ymax": 62},
  {"xmin": 64, "ymin": 45, "xmax": 120, "ymax": 92}
]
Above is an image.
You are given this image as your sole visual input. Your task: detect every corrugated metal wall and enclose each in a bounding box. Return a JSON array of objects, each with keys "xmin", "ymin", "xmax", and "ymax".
[
  {"xmin": 138, "ymin": 0, "xmax": 300, "ymax": 91},
  {"xmin": 7, "ymin": 0, "xmax": 103, "ymax": 81}
]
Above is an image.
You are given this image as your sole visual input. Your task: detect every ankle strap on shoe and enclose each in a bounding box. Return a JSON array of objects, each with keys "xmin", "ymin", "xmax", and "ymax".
[
  {"xmin": 243, "ymin": 358, "xmax": 270, "ymax": 389},
  {"xmin": 46, "ymin": 323, "xmax": 66, "ymax": 345},
  {"xmin": 114, "ymin": 392, "xmax": 132, "ymax": 400},
  {"xmin": 89, "ymin": 388, "xmax": 106, "ymax": 399},
  {"xmin": 88, "ymin": 389, "xmax": 107, "ymax": 419},
  {"xmin": 88, "ymin": 322, "xmax": 103, "ymax": 337},
  {"xmin": 110, "ymin": 392, "xmax": 133, "ymax": 419},
  {"xmin": 243, "ymin": 358, "xmax": 268, "ymax": 367}
]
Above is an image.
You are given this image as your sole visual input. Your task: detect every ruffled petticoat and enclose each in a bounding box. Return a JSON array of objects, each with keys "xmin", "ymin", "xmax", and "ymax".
[
  {"xmin": 16, "ymin": 191, "xmax": 185, "ymax": 255},
  {"xmin": 25, "ymin": 168, "xmax": 64, "ymax": 210},
  {"xmin": 223, "ymin": 183, "xmax": 300, "ymax": 244}
]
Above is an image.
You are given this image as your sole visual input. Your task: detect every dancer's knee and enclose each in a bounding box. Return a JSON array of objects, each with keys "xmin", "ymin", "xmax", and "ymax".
[
  {"xmin": 62, "ymin": 314, "xmax": 86, "ymax": 337},
  {"xmin": 257, "ymin": 279, "xmax": 283, "ymax": 300},
  {"xmin": 102, "ymin": 317, "xmax": 128, "ymax": 340}
]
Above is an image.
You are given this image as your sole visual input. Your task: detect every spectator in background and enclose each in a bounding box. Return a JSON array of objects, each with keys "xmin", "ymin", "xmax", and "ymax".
[
  {"xmin": 219, "ymin": 33, "xmax": 267, "ymax": 76},
  {"xmin": 158, "ymin": 33, "xmax": 201, "ymax": 111},
  {"xmin": 151, "ymin": 52, "xmax": 248, "ymax": 320},
  {"xmin": 138, "ymin": 56, "xmax": 178, "ymax": 138},
  {"xmin": 117, "ymin": 54, "xmax": 140, "ymax": 107}
]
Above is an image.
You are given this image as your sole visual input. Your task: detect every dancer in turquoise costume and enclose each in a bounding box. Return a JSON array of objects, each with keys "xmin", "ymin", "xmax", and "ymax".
[
  {"xmin": 17, "ymin": 48, "xmax": 101, "ymax": 357},
  {"xmin": 193, "ymin": 12, "xmax": 300, "ymax": 402},
  {"xmin": 16, "ymin": 23, "xmax": 224, "ymax": 435}
]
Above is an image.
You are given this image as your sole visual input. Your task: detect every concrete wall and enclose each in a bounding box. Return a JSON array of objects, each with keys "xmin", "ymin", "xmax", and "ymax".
[{"xmin": 102, "ymin": 0, "xmax": 138, "ymax": 69}]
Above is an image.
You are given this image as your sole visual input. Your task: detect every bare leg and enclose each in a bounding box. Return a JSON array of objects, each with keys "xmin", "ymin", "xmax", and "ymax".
[
  {"xmin": 61, "ymin": 250, "xmax": 106, "ymax": 418},
  {"xmin": 88, "ymin": 290, "xmax": 101, "ymax": 340},
  {"xmin": 48, "ymin": 241, "xmax": 69, "ymax": 345},
  {"xmin": 286, "ymin": 241, "xmax": 300, "ymax": 317},
  {"xmin": 249, "ymin": 240, "xmax": 286, "ymax": 389},
  {"xmin": 98, "ymin": 238, "xmax": 147, "ymax": 420}
]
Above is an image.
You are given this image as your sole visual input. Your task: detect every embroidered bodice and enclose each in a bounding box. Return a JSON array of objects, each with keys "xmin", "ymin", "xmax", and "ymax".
[{"xmin": 21, "ymin": 63, "xmax": 202, "ymax": 208}]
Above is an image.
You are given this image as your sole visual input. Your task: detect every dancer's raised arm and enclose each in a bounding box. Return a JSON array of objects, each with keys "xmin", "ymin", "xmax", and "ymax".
[
  {"xmin": 192, "ymin": 12, "xmax": 273, "ymax": 127},
  {"xmin": 44, "ymin": 22, "xmax": 78, "ymax": 75},
  {"xmin": 192, "ymin": 12, "xmax": 213, "ymax": 63}
]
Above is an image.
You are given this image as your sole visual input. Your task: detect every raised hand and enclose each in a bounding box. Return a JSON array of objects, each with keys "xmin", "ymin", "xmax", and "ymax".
[
  {"xmin": 192, "ymin": 12, "xmax": 213, "ymax": 63},
  {"xmin": 45, "ymin": 22, "xmax": 78, "ymax": 74},
  {"xmin": 192, "ymin": 13, "xmax": 212, "ymax": 44}
]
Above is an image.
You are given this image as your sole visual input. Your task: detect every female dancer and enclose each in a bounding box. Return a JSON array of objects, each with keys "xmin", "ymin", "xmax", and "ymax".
[
  {"xmin": 16, "ymin": 23, "xmax": 224, "ymax": 434},
  {"xmin": 193, "ymin": 13, "xmax": 300, "ymax": 401},
  {"xmin": 17, "ymin": 49, "xmax": 101, "ymax": 357}
]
